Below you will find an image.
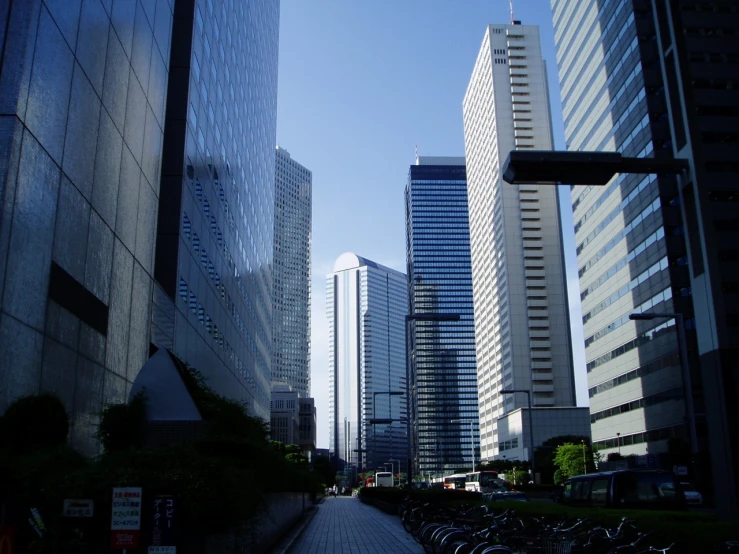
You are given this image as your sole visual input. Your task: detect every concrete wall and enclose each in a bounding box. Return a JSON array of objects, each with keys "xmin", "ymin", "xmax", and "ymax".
[{"xmin": 205, "ymin": 492, "xmax": 308, "ymax": 554}]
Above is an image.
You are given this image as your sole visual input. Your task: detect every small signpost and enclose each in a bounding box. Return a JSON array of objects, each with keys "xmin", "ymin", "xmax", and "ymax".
[
  {"xmin": 148, "ymin": 495, "xmax": 176, "ymax": 554},
  {"xmin": 63, "ymin": 500, "xmax": 94, "ymax": 518},
  {"xmin": 110, "ymin": 487, "xmax": 142, "ymax": 550}
]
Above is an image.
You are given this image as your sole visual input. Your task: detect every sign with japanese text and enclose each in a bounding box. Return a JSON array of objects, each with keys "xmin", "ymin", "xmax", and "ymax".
[
  {"xmin": 63, "ymin": 499, "xmax": 94, "ymax": 518},
  {"xmin": 148, "ymin": 495, "xmax": 176, "ymax": 554},
  {"xmin": 110, "ymin": 487, "xmax": 142, "ymax": 549},
  {"xmin": 0, "ymin": 526, "xmax": 15, "ymax": 554}
]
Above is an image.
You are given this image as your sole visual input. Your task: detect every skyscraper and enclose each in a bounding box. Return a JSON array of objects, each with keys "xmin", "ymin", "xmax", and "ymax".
[
  {"xmin": 551, "ymin": 0, "xmax": 739, "ymax": 515},
  {"xmin": 550, "ymin": 0, "xmax": 696, "ymax": 459},
  {"xmin": 272, "ymin": 146, "xmax": 311, "ymax": 398},
  {"xmin": 152, "ymin": 0, "xmax": 280, "ymax": 420},
  {"xmin": 0, "ymin": 0, "xmax": 173, "ymax": 453},
  {"xmin": 405, "ymin": 156, "xmax": 479, "ymax": 477},
  {"xmin": 326, "ymin": 253, "xmax": 408, "ymax": 473},
  {"xmin": 463, "ymin": 24, "xmax": 576, "ymax": 462}
]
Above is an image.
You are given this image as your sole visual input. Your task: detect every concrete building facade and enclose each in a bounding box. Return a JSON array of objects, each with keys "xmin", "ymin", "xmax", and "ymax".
[
  {"xmin": 462, "ymin": 23, "xmax": 576, "ymax": 462},
  {"xmin": 551, "ymin": 0, "xmax": 739, "ymax": 516}
]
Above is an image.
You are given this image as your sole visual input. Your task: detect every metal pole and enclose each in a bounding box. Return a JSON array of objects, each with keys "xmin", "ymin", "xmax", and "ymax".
[
  {"xmin": 469, "ymin": 420, "xmax": 475, "ymax": 473},
  {"xmin": 675, "ymin": 313, "xmax": 699, "ymax": 456},
  {"xmin": 526, "ymin": 391, "xmax": 536, "ymax": 481},
  {"xmin": 582, "ymin": 440, "xmax": 587, "ymax": 473}
]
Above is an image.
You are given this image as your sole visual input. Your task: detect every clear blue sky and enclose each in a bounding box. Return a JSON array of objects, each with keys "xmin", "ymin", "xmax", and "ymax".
[{"xmin": 276, "ymin": 0, "xmax": 587, "ymax": 449}]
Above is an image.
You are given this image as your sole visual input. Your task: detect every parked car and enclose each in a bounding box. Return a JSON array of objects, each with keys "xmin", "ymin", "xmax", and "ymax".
[
  {"xmin": 680, "ymin": 482, "xmax": 703, "ymax": 506},
  {"xmin": 557, "ymin": 469, "xmax": 686, "ymax": 510},
  {"xmin": 483, "ymin": 491, "xmax": 529, "ymax": 503}
]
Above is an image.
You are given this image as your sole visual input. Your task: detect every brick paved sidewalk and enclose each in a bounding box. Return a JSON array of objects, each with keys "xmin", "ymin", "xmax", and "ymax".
[{"xmin": 288, "ymin": 495, "xmax": 424, "ymax": 554}]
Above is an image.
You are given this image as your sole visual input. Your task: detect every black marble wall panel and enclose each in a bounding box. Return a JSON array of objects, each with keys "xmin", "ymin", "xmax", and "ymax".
[{"xmin": 0, "ymin": 0, "xmax": 173, "ymax": 455}]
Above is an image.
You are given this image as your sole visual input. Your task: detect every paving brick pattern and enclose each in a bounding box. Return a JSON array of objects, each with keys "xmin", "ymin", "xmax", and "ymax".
[{"xmin": 288, "ymin": 496, "xmax": 424, "ymax": 554}]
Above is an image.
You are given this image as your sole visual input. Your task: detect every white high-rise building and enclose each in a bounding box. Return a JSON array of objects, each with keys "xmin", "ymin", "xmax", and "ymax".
[
  {"xmin": 273, "ymin": 146, "xmax": 312, "ymax": 397},
  {"xmin": 463, "ymin": 24, "xmax": 577, "ymax": 462},
  {"xmin": 326, "ymin": 253, "xmax": 408, "ymax": 473}
]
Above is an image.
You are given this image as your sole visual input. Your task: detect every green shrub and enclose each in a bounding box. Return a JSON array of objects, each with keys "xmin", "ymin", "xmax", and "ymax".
[
  {"xmin": 359, "ymin": 487, "xmax": 482, "ymax": 506},
  {"xmin": 2, "ymin": 394, "xmax": 69, "ymax": 453},
  {"xmin": 97, "ymin": 390, "xmax": 147, "ymax": 452}
]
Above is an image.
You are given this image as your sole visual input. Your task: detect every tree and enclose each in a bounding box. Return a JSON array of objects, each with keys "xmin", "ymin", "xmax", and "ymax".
[
  {"xmin": 534, "ymin": 434, "xmax": 591, "ymax": 484},
  {"xmin": 553, "ymin": 442, "xmax": 596, "ymax": 484},
  {"xmin": 2, "ymin": 393, "xmax": 70, "ymax": 453},
  {"xmin": 97, "ymin": 390, "xmax": 147, "ymax": 452}
]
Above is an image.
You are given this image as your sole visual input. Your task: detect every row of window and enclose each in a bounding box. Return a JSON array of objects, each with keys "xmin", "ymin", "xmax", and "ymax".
[
  {"xmin": 589, "ymin": 353, "xmax": 679, "ymax": 398},
  {"xmin": 582, "ymin": 256, "xmax": 668, "ymax": 324},
  {"xmin": 177, "ymin": 277, "xmax": 266, "ymax": 404},
  {"xmin": 591, "ymin": 386, "xmax": 682, "ymax": 424},
  {"xmin": 593, "ymin": 424, "xmax": 684, "ymax": 450},
  {"xmin": 579, "ymin": 181, "xmax": 658, "ymax": 278},
  {"xmin": 585, "ymin": 287, "xmax": 672, "ymax": 348},
  {"xmin": 581, "ymin": 225, "xmax": 664, "ymax": 302}
]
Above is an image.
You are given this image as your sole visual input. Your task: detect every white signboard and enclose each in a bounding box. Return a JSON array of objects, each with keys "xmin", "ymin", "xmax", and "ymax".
[
  {"xmin": 148, "ymin": 547, "xmax": 176, "ymax": 554},
  {"xmin": 63, "ymin": 499, "xmax": 94, "ymax": 518},
  {"xmin": 111, "ymin": 487, "xmax": 142, "ymax": 549}
]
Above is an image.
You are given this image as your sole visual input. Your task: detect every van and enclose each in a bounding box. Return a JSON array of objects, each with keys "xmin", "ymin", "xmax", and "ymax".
[{"xmin": 558, "ymin": 469, "xmax": 686, "ymax": 510}]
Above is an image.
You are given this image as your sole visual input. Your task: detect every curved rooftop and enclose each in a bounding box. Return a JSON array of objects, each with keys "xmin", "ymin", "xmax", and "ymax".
[{"xmin": 332, "ymin": 252, "xmax": 405, "ymax": 276}]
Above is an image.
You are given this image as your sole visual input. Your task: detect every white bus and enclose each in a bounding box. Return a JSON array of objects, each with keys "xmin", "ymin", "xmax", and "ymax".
[
  {"xmin": 443, "ymin": 473, "xmax": 467, "ymax": 490},
  {"xmin": 375, "ymin": 471, "xmax": 394, "ymax": 488},
  {"xmin": 465, "ymin": 471, "xmax": 507, "ymax": 493}
]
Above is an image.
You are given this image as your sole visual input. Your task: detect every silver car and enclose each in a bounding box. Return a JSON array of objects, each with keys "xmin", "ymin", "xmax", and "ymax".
[{"xmin": 680, "ymin": 482, "xmax": 703, "ymax": 505}]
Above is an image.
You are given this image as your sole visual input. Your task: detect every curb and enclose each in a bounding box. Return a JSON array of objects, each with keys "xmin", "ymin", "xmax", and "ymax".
[{"xmin": 268, "ymin": 504, "xmax": 320, "ymax": 554}]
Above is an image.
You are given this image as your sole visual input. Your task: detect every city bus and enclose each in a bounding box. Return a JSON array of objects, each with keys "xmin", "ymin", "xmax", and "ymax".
[
  {"xmin": 465, "ymin": 471, "xmax": 508, "ymax": 493},
  {"xmin": 443, "ymin": 473, "xmax": 467, "ymax": 490},
  {"xmin": 375, "ymin": 472, "xmax": 394, "ymax": 488}
]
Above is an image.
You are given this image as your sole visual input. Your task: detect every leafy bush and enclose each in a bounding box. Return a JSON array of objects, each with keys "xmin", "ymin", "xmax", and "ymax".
[
  {"xmin": 359, "ymin": 487, "xmax": 482, "ymax": 506},
  {"xmin": 2, "ymin": 394, "xmax": 69, "ymax": 453},
  {"xmin": 97, "ymin": 390, "xmax": 147, "ymax": 452}
]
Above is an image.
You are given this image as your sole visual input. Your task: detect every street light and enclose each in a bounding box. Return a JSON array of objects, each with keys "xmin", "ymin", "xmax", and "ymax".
[
  {"xmin": 581, "ymin": 439, "xmax": 587, "ymax": 473},
  {"xmin": 629, "ymin": 311, "xmax": 698, "ymax": 455},
  {"xmin": 371, "ymin": 391, "xmax": 404, "ymax": 470},
  {"xmin": 405, "ymin": 312, "xmax": 461, "ymax": 483},
  {"xmin": 616, "ymin": 432, "xmax": 621, "ymax": 456},
  {"xmin": 390, "ymin": 457, "xmax": 401, "ymax": 483},
  {"xmin": 499, "ymin": 389, "xmax": 536, "ymax": 481},
  {"xmin": 501, "ymin": 150, "xmax": 689, "ymax": 186},
  {"xmin": 451, "ymin": 419, "xmax": 476, "ymax": 473}
]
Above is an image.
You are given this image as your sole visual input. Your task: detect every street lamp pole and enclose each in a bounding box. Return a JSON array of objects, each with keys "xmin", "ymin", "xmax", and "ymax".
[
  {"xmin": 372, "ymin": 391, "xmax": 403, "ymax": 470},
  {"xmin": 500, "ymin": 389, "xmax": 536, "ymax": 481},
  {"xmin": 581, "ymin": 440, "xmax": 587, "ymax": 473},
  {"xmin": 406, "ymin": 313, "xmax": 461, "ymax": 484},
  {"xmin": 629, "ymin": 312, "xmax": 698, "ymax": 455},
  {"xmin": 451, "ymin": 419, "xmax": 475, "ymax": 473}
]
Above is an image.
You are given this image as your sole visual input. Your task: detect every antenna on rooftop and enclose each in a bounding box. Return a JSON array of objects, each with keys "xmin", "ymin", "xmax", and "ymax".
[
  {"xmin": 509, "ymin": 0, "xmax": 514, "ymax": 23},
  {"xmin": 415, "ymin": 144, "xmax": 419, "ymax": 165}
]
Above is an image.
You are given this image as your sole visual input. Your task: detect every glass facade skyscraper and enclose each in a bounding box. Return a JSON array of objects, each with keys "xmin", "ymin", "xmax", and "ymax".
[
  {"xmin": 273, "ymin": 146, "xmax": 311, "ymax": 398},
  {"xmin": 153, "ymin": 0, "xmax": 280, "ymax": 420},
  {"xmin": 463, "ymin": 24, "xmax": 576, "ymax": 462},
  {"xmin": 0, "ymin": 0, "xmax": 173, "ymax": 454},
  {"xmin": 405, "ymin": 157, "xmax": 479, "ymax": 477},
  {"xmin": 327, "ymin": 253, "xmax": 408, "ymax": 473}
]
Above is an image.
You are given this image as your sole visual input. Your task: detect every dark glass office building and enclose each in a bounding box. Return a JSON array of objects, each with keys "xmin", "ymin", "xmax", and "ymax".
[
  {"xmin": 552, "ymin": 0, "xmax": 739, "ymax": 515},
  {"xmin": 152, "ymin": 0, "xmax": 279, "ymax": 421},
  {"xmin": 0, "ymin": 0, "xmax": 173, "ymax": 454},
  {"xmin": 405, "ymin": 157, "xmax": 479, "ymax": 478}
]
